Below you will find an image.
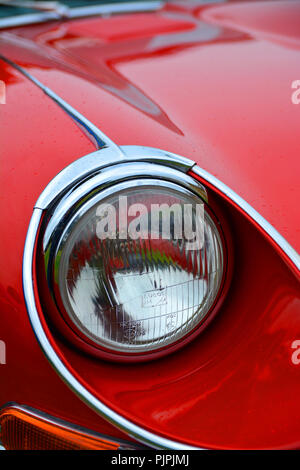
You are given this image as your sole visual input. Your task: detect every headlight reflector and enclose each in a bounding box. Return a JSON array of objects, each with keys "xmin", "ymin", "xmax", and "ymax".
[{"xmin": 54, "ymin": 179, "xmax": 224, "ymax": 356}]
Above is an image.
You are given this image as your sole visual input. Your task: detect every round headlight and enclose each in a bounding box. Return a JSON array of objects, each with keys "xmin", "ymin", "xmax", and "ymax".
[{"xmin": 53, "ymin": 178, "xmax": 224, "ymax": 356}]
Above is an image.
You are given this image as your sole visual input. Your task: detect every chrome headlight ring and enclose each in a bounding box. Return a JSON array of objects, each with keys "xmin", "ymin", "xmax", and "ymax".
[{"xmin": 39, "ymin": 148, "xmax": 226, "ymax": 361}]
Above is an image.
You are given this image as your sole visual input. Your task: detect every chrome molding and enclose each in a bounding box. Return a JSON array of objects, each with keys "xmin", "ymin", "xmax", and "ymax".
[
  {"xmin": 42, "ymin": 161, "xmax": 206, "ymax": 248},
  {"xmin": 70, "ymin": 1, "xmax": 163, "ymax": 19},
  {"xmin": 35, "ymin": 146, "xmax": 197, "ymax": 210},
  {"xmin": 192, "ymin": 166, "xmax": 300, "ymax": 273},
  {"xmin": 23, "ymin": 146, "xmax": 300, "ymax": 449},
  {"xmin": 0, "ymin": 55, "xmax": 124, "ymax": 154},
  {"xmin": 0, "ymin": 0, "xmax": 70, "ymax": 17},
  {"xmin": 23, "ymin": 147, "xmax": 200, "ymax": 450},
  {"xmin": 0, "ymin": 11, "xmax": 60, "ymax": 28},
  {"xmin": 0, "ymin": 1, "xmax": 163, "ymax": 29},
  {"xmin": 23, "ymin": 143, "xmax": 300, "ymax": 450}
]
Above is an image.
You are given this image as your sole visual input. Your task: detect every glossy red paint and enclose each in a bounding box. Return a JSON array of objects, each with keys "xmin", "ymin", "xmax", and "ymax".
[
  {"xmin": 34, "ymin": 187, "xmax": 300, "ymax": 449},
  {"xmin": 0, "ymin": 0, "xmax": 299, "ymax": 449}
]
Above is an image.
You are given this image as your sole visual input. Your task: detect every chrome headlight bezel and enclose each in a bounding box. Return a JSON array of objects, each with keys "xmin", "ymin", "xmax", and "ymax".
[{"xmin": 38, "ymin": 153, "xmax": 228, "ymax": 362}]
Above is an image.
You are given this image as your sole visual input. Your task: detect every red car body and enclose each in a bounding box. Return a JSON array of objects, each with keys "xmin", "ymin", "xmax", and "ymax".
[{"xmin": 0, "ymin": 0, "xmax": 299, "ymax": 450}]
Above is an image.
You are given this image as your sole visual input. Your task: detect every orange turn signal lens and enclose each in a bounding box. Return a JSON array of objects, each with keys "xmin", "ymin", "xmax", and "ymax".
[{"xmin": 0, "ymin": 405, "xmax": 125, "ymax": 450}]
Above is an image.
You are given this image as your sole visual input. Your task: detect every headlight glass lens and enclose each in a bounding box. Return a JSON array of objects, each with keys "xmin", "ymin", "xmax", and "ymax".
[{"xmin": 56, "ymin": 181, "xmax": 224, "ymax": 354}]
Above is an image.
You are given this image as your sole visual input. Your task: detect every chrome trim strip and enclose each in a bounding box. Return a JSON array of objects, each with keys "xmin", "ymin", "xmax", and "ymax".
[
  {"xmin": 121, "ymin": 145, "xmax": 195, "ymax": 172},
  {"xmin": 70, "ymin": 1, "xmax": 163, "ymax": 19},
  {"xmin": 35, "ymin": 145, "xmax": 197, "ymax": 210},
  {"xmin": 0, "ymin": 55, "xmax": 124, "ymax": 155},
  {"xmin": 192, "ymin": 166, "xmax": 300, "ymax": 272},
  {"xmin": 23, "ymin": 148, "xmax": 299, "ymax": 450},
  {"xmin": 0, "ymin": 1, "xmax": 163, "ymax": 29},
  {"xmin": 43, "ymin": 161, "xmax": 206, "ymax": 248},
  {"xmin": 0, "ymin": 11, "xmax": 60, "ymax": 28},
  {"xmin": 0, "ymin": 0, "xmax": 70, "ymax": 17},
  {"xmin": 22, "ymin": 149, "xmax": 201, "ymax": 449}
]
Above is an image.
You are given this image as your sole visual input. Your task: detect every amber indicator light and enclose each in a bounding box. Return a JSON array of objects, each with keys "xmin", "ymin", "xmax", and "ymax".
[{"xmin": 0, "ymin": 406, "xmax": 121, "ymax": 450}]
